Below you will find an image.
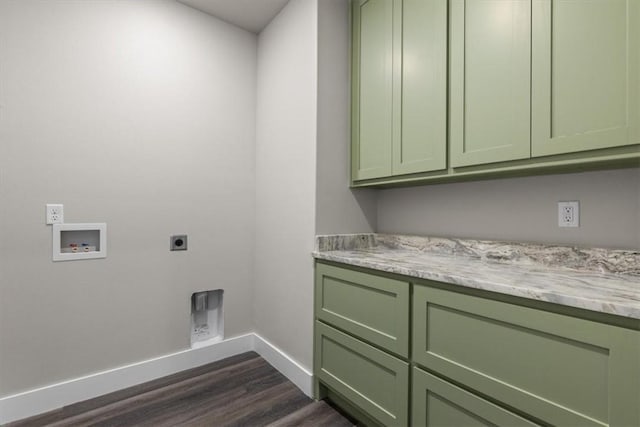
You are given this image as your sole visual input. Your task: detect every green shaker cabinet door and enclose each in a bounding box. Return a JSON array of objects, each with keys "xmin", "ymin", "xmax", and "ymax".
[
  {"xmin": 352, "ymin": 0, "xmax": 397, "ymax": 180},
  {"xmin": 412, "ymin": 367, "xmax": 540, "ymax": 427},
  {"xmin": 413, "ymin": 284, "xmax": 640, "ymax": 427},
  {"xmin": 315, "ymin": 321, "xmax": 410, "ymax": 427},
  {"xmin": 532, "ymin": 0, "xmax": 640, "ymax": 157},
  {"xmin": 395, "ymin": 0, "xmax": 447, "ymax": 175},
  {"xmin": 315, "ymin": 263, "xmax": 410, "ymax": 357},
  {"xmin": 450, "ymin": 0, "xmax": 531, "ymax": 167}
]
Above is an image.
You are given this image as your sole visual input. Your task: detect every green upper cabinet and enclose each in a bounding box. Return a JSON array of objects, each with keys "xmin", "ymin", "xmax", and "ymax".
[
  {"xmin": 450, "ymin": 0, "xmax": 531, "ymax": 167},
  {"xmin": 352, "ymin": 0, "xmax": 395, "ymax": 180},
  {"xmin": 352, "ymin": 0, "xmax": 640, "ymax": 186},
  {"xmin": 352, "ymin": 0, "xmax": 447, "ymax": 181},
  {"xmin": 531, "ymin": 0, "xmax": 640, "ymax": 157},
  {"xmin": 396, "ymin": 0, "xmax": 448, "ymax": 175}
]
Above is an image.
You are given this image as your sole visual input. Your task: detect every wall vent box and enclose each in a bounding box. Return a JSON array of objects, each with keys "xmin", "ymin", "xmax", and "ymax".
[
  {"xmin": 191, "ymin": 290, "xmax": 224, "ymax": 348},
  {"xmin": 52, "ymin": 223, "xmax": 107, "ymax": 261}
]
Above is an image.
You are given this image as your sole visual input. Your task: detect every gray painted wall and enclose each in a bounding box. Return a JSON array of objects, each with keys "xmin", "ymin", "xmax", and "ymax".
[
  {"xmin": 316, "ymin": 0, "xmax": 377, "ymax": 235},
  {"xmin": 254, "ymin": 0, "xmax": 318, "ymax": 371},
  {"xmin": 0, "ymin": 0, "xmax": 257, "ymax": 396},
  {"xmin": 1, "ymin": 0, "xmax": 637, "ymax": 406},
  {"xmin": 378, "ymin": 168, "xmax": 640, "ymax": 249}
]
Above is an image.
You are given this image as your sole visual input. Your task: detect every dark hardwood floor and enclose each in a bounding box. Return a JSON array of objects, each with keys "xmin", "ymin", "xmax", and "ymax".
[{"xmin": 7, "ymin": 352, "xmax": 353, "ymax": 427}]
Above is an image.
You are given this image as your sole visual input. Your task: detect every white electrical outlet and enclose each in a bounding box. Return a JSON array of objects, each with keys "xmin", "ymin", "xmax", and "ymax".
[
  {"xmin": 558, "ymin": 201, "xmax": 579, "ymax": 227},
  {"xmin": 46, "ymin": 204, "xmax": 64, "ymax": 225}
]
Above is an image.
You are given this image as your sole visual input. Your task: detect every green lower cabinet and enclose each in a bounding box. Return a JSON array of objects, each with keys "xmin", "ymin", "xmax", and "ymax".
[
  {"xmin": 315, "ymin": 321, "xmax": 409, "ymax": 427},
  {"xmin": 412, "ymin": 367, "xmax": 539, "ymax": 427},
  {"xmin": 314, "ymin": 262, "xmax": 640, "ymax": 427},
  {"xmin": 315, "ymin": 263, "xmax": 410, "ymax": 358},
  {"xmin": 413, "ymin": 284, "xmax": 640, "ymax": 427}
]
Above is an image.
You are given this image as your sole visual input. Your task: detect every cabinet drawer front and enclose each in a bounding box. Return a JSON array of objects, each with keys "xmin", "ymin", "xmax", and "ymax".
[
  {"xmin": 315, "ymin": 263, "xmax": 409, "ymax": 357},
  {"xmin": 412, "ymin": 367, "xmax": 539, "ymax": 427},
  {"xmin": 315, "ymin": 321, "xmax": 409, "ymax": 427},
  {"xmin": 413, "ymin": 284, "xmax": 640, "ymax": 427}
]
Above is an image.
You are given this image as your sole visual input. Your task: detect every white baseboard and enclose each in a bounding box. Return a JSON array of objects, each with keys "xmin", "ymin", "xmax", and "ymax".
[
  {"xmin": 253, "ymin": 333, "xmax": 313, "ymax": 397},
  {"xmin": 0, "ymin": 333, "xmax": 312, "ymax": 425}
]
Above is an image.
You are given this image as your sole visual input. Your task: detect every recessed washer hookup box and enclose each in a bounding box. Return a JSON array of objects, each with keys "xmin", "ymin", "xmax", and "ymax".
[{"xmin": 52, "ymin": 223, "xmax": 107, "ymax": 261}]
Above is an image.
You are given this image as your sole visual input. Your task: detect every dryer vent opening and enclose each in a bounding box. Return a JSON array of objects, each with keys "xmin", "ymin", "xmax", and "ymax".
[{"xmin": 190, "ymin": 289, "xmax": 224, "ymax": 348}]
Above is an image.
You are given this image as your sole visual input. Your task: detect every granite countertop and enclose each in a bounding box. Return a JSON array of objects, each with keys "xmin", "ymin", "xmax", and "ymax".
[{"xmin": 312, "ymin": 234, "xmax": 640, "ymax": 320}]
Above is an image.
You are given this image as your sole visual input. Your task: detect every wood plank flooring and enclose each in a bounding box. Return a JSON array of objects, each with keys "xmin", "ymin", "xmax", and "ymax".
[{"xmin": 8, "ymin": 352, "xmax": 353, "ymax": 427}]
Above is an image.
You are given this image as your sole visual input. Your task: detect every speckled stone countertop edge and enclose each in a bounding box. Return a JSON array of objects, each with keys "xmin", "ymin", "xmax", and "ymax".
[
  {"xmin": 312, "ymin": 234, "xmax": 640, "ymax": 320},
  {"xmin": 314, "ymin": 233, "xmax": 640, "ymax": 275}
]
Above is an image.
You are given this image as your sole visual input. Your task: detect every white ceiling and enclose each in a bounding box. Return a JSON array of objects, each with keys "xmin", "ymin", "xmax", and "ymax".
[{"xmin": 177, "ymin": 0, "xmax": 290, "ymax": 33}]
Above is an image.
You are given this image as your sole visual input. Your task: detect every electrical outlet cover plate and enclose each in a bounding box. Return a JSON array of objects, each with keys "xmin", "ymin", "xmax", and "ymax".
[
  {"xmin": 558, "ymin": 201, "xmax": 579, "ymax": 227},
  {"xmin": 170, "ymin": 235, "xmax": 188, "ymax": 251},
  {"xmin": 46, "ymin": 204, "xmax": 64, "ymax": 224}
]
